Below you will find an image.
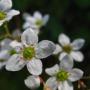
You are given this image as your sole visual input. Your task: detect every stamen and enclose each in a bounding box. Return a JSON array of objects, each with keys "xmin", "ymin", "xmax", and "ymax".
[{"xmin": 23, "ymin": 46, "xmax": 35, "ymax": 60}]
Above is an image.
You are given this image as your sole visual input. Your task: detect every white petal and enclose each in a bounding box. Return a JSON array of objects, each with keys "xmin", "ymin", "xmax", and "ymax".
[
  {"xmin": 1, "ymin": 38, "xmax": 12, "ymax": 50},
  {"xmin": 34, "ymin": 11, "xmax": 42, "ymax": 19},
  {"xmin": 23, "ymin": 13, "xmax": 36, "ymax": 24},
  {"xmin": 0, "ymin": 0, "xmax": 12, "ymax": 11},
  {"xmin": 23, "ymin": 22, "xmax": 30, "ymax": 29},
  {"xmin": 59, "ymin": 52, "xmax": 67, "ymax": 61},
  {"xmin": 0, "ymin": 61, "xmax": 7, "ymax": 69},
  {"xmin": 45, "ymin": 64, "xmax": 59, "ymax": 76},
  {"xmin": 0, "ymin": 50, "xmax": 10, "ymax": 60},
  {"xmin": 9, "ymin": 40, "xmax": 23, "ymax": 53},
  {"xmin": 53, "ymin": 44, "xmax": 62, "ymax": 55},
  {"xmin": 23, "ymin": 13, "xmax": 31, "ymax": 20},
  {"xmin": 9, "ymin": 40, "xmax": 22, "ymax": 48},
  {"xmin": 58, "ymin": 81, "xmax": 73, "ymax": 90},
  {"xmin": 28, "ymin": 23, "xmax": 38, "ymax": 29},
  {"xmin": 36, "ymin": 40, "xmax": 56, "ymax": 59},
  {"xmin": 0, "ymin": 20, "xmax": 5, "ymax": 26},
  {"xmin": 70, "ymin": 51, "xmax": 84, "ymax": 62},
  {"xmin": 25, "ymin": 17, "xmax": 36, "ymax": 24},
  {"xmin": 58, "ymin": 33, "xmax": 70, "ymax": 46},
  {"xmin": 60, "ymin": 55, "xmax": 73, "ymax": 70},
  {"xmin": 21, "ymin": 28, "xmax": 38, "ymax": 46},
  {"xmin": 46, "ymin": 77, "xmax": 58, "ymax": 90},
  {"xmin": 6, "ymin": 10, "xmax": 20, "ymax": 21},
  {"xmin": 27, "ymin": 58, "xmax": 42, "ymax": 75},
  {"xmin": 43, "ymin": 14, "xmax": 49, "ymax": 25},
  {"xmin": 24, "ymin": 75, "xmax": 40, "ymax": 89},
  {"xmin": 68, "ymin": 68, "xmax": 84, "ymax": 82},
  {"xmin": 33, "ymin": 28, "xmax": 40, "ymax": 35},
  {"xmin": 6, "ymin": 54, "xmax": 25, "ymax": 71},
  {"xmin": 23, "ymin": 14, "xmax": 38, "ymax": 28},
  {"xmin": 23, "ymin": 21, "xmax": 40, "ymax": 34},
  {"xmin": 71, "ymin": 39, "xmax": 85, "ymax": 50},
  {"xmin": 23, "ymin": 13, "xmax": 37, "ymax": 29}
]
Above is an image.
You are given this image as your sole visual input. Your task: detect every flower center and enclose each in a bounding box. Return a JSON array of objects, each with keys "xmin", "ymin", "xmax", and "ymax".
[
  {"xmin": 23, "ymin": 47, "xmax": 35, "ymax": 60},
  {"xmin": 56, "ymin": 70, "xmax": 69, "ymax": 81},
  {"xmin": 63, "ymin": 45, "xmax": 72, "ymax": 54},
  {"xmin": 0, "ymin": 11, "xmax": 6, "ymax": 20},
  {"xmin": 35, "ymin": 19, "xmax": 43, "ymax": 28}
]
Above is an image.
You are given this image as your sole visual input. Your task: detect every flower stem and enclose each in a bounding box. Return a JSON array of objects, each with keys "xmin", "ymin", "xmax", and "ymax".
[
  {"xmin": 39, "ymin": 76, "xmax": 45, "ymax": 85},
  {"xmin": 4, "ymin": 22, "xmax": 11, "ymax": 37}
]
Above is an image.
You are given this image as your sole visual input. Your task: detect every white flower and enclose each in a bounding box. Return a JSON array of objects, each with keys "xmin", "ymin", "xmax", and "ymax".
[
  {"xmin": 0, "ymin": 30, "xmax": 22, "ymax": 69},
  {"xmin": 24, "ymin": 75, "xmax": 40, "ymax": 89},
  {"xmin": 5, "ymin": 28, "xmax": 56, "ymax": 76},
  {"xmin": 53, "ymin": 33, "xmax": 85, "ymax": 62},
  {"xmin": 0, "ymin": 0, "xmax": 20, "ymax": 26},
  {"xmin": 23, "ymin": 11, "xmax": 49, "ymax": 34},
  {"xmin": 45, "ymin": 58, "xmax": 84, "ymax": 90}
]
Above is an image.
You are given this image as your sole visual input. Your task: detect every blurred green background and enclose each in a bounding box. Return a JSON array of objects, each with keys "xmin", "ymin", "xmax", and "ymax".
[{"xmin": 0, "ymin": 0, "xmax": 90, "ymax": 90}]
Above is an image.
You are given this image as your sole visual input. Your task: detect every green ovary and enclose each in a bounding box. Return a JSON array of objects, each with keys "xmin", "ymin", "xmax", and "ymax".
[
  {"xmin": 56, "ymin": 70, "xmax": 69, "ymax": 81},
  {"xmin": 63, "ymin": 45, "xmax": 72, "ymax": 54},
  {"xmin": 0, "ymin": 11, "xmax": 6, "ymax": 20},
  {"xmin": 23, "ymin": 47, "xmax": 35, "ymax": 60},
  {"xmin": 35, "ymin": 19, "xmax": 43, "ymax": 27}
]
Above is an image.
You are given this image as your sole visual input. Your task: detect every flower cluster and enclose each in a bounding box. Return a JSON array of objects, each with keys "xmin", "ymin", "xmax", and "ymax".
[{"xmin": 0, "ymin": 0, "xmax": 85, "ymax": 90}]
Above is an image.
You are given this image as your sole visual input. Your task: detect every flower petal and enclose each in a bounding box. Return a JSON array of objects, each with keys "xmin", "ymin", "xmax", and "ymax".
[
  {"xmin": 6, "ymin": 54, "xmax": 25, "ymax": 71},
  {"xmin": 27, "ymin": 58, "xmax": 42, "ymax": 75},
  {"xmin": 23, "ymin": 13, "xmax": 36, "ymax": 24},
  {"xmin": 1, "ymin": 38, "xmax": 12, "ymax": 50},
  {"xmin": 43, "ymin": 14, "xmax": 49, "ymax": 25},
  {"xmin": 23, "ymin": 13, "xmax": 31, "ymax": 20},
  {"xmin": 10, "ymin": 40, "xmax": 22, "ymax": 48},
  {"xmin": 58, "ymin": 81, "xmax": 73, "ymax": 90},
  {"xmin": 59, "ymin": 52, "xmax": 67, "ymax": 61},
  {"xmin": 0, "ymin": 61, "xmax": 7, "ymax": 69},
  {"xmin": 0, "ymin": 20, "xmax": 4, "ymax": 26},
  {"xmin": 23, "ymin": 13, "xmax": 38, "ymax": 29},
  {"xmin": 0, "ymin": 50, "xmax": 10, "ymax": 60},
  {"xmin": 45, "ymin": 77, "xmax": 58, "ymax": 90},
  {"xmin": 53, "ymin": 44, "xmax": 62, "ymax": 55},
  {"xmin": 60, "ymin": 55, "xmax": 73, "ymax": 70},
  {"xmin": 9, "ymin": 40, "xmax": 23, "ymax": 53},
  {"xmin": 58, "ymin": 33, "xmax": 70, "ymax": 46},
  {"xmin": 45, "ymin": 64, "xmax": 59, "ymax": 76},
  {"xmin": 6, "ymin": 10, "xmax": 20, "ymax": 21},
  {"xmin": 34, "ymin": 11, "xmax": 42, "ymax": 19},
  {"xmin": 21, "ymin": 28, "xmax": 38, "ymax": 46},
  {"xmin": 24, "ymin": 75, "xmax": 40, "ymax": 89},
  {"xmin": 70, "ymin": 51, "xmax": 84, "ymax": 62},
  {"xmin": 68, "ymin": 68, "xmax": 84, "ymax": 82},
  {"xmin": 0, "ymin": 0, "xmax": 12, "ymax": 11},
  {"xmin": 23, "ymin": 22, "xmax": 30, "ymax": 29},
  {"xmin": 36, "ymin": 40, "xmax": 56, "ymax": 59},
  {"xmin": 71, "ymin": 39, "xmax": 85, "ymax": 50}
]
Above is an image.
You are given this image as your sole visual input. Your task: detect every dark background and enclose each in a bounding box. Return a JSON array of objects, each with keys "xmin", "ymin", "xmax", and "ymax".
[{"xmin": 0, "ymin": 0, "xmax": 90, "ymax": 90}]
